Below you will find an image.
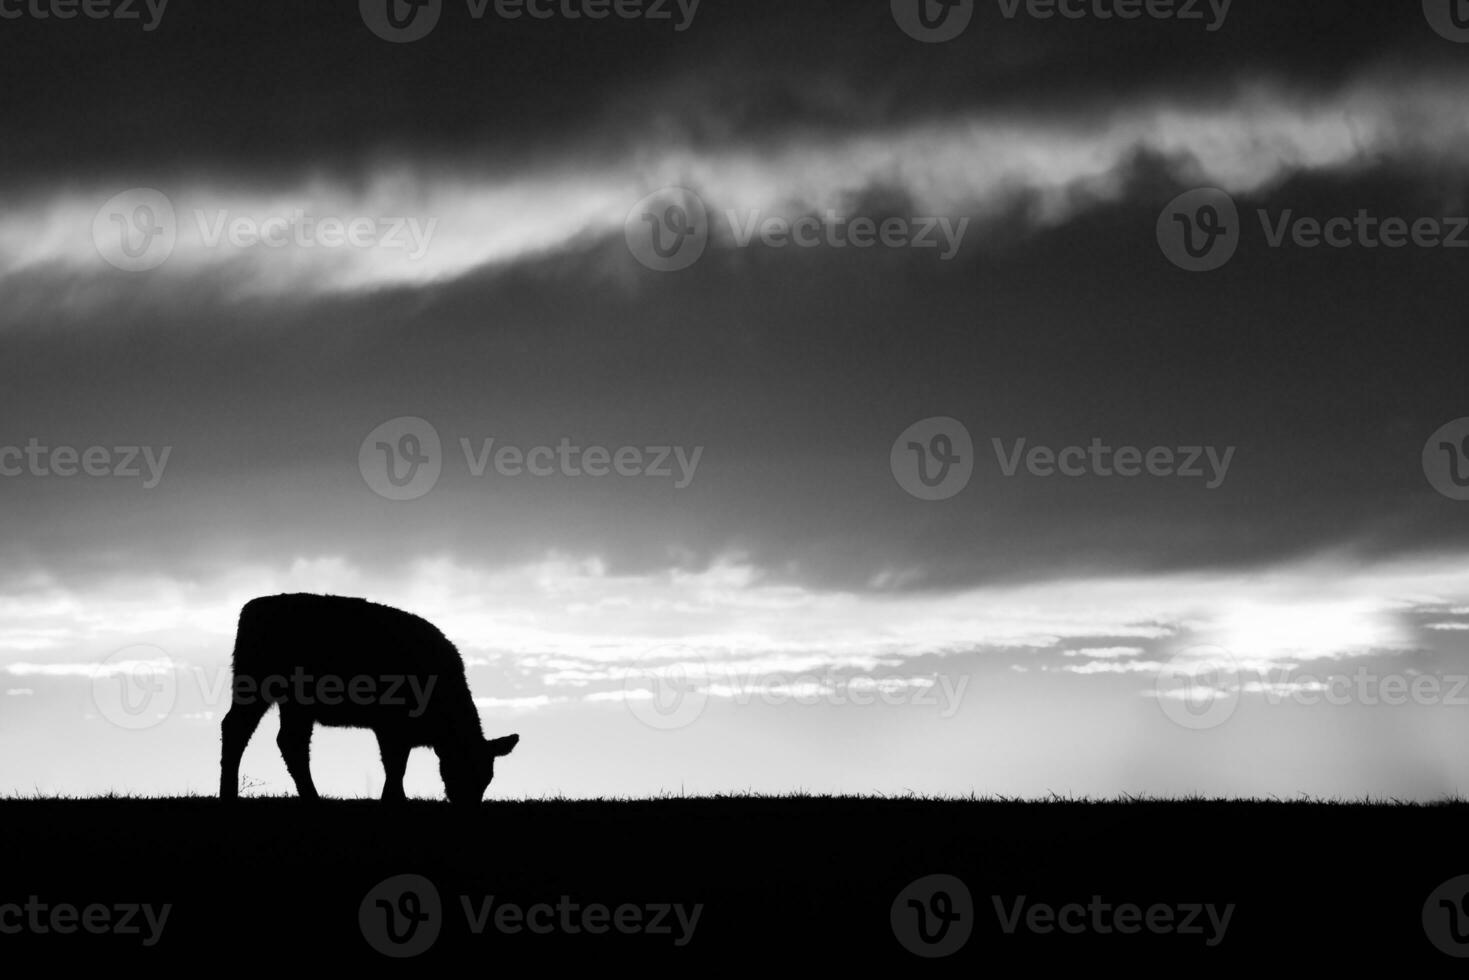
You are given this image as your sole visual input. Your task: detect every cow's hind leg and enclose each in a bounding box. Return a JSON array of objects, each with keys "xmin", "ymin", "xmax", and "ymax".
[
  {"xmin": 377, "ymin": 733, "xmax": 410, "ymax": 803},
  {"xmin": 277, "ymin": 708, "xmax": 320, "ymax": 801},
  {"xmin": 219, "ymin": 699, "xmax": 269, "ymax": 800}
]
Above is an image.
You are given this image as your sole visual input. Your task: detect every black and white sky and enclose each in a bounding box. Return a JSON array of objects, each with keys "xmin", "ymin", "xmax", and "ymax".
[{"xmin": 4, "ymin": 0, "xmax": 1469, "ymax": 799}]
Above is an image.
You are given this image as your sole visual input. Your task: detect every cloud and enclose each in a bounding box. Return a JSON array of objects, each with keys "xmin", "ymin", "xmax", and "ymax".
[
  {"xmin": 473, "ymin": 695, "xmax": 566, "ymax": 710},
  {"xmin": 8, "ymin": 67, "xmax": 1469, "ymax": 315},
  {"xmin": 1240, "ymin": 678, "xmax": 1329, "ymax": 698},
  {"xmin": 1056, "ymin": 660, "xmax": 1167, "ymax": 675},
  {"xmin": 0, "ymin": 549, "xmax": 1460, "ymax": 717},
  {"xmin": 4, "ymin": 658, "xmax": 172, "ymax": 678}
]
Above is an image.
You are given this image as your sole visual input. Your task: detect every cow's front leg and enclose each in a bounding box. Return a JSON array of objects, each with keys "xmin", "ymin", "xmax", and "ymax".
[
  {"xmin": 219, "ymin": 700, "xmax": 268, "ymax": 800},
  {"xmin": 276, "ymin": 709, "xmax": 319, "ymax": 800},
  {"xmin": 377, "ymin": 733, "xmax": 410, "ymax": 803}
]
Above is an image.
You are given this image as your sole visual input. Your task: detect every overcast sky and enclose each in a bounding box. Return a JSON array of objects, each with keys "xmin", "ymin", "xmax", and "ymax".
[{"xmin": 3, "ymin": 0, "xmax": 1469, "ymax": 800}]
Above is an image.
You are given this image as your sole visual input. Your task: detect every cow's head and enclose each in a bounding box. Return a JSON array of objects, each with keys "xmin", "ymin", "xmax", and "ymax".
[{"xmin": 440, "ymin": 733, "xmax": 519, "ymax": 806}]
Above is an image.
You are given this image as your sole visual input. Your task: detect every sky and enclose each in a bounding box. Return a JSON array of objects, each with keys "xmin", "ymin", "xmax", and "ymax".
[{"xmin": 3, "ymin": 0, "xmax": 1469, "ymax": 800}]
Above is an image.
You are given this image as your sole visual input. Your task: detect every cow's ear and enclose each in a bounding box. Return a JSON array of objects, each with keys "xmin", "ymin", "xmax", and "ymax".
[{"xmin": 486, "ymin": 734, "xmax": 520, "ymax": 757}]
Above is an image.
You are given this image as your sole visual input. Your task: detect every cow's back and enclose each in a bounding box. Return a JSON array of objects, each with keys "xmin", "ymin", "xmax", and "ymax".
[
  {"xmin": 230, "ymin": 594, "xmax": 472, "ymax": 732},
  {"xmin": 234, "ymin": 593, "xmax": 452, "ymax": 665}
]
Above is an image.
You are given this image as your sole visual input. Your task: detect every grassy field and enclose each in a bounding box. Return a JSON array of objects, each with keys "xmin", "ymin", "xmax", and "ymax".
[{"xmin": 1, "ymin": 795, "xmax": 1464, "ymax": 965}]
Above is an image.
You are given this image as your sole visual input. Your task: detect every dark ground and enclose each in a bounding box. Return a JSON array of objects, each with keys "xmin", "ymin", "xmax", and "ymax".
[{"xmin": 1, "ymin": 796, "xmax": 1465, "ymax": 966}]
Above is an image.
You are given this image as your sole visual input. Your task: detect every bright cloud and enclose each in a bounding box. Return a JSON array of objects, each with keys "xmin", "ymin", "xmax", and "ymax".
[
  {"xmin": 0, "ymin": 549, "xmax": 1461, "ymax": 715},
  {"xmin": 6, "ymin": 70, "xmax": 1469, "ymax": 312}
]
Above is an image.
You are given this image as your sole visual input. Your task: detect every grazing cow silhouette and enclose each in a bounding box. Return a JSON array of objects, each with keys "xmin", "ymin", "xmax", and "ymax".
[{"xmin": 218, "ymin": 594, "xmax": 519, "ymax": 805}]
